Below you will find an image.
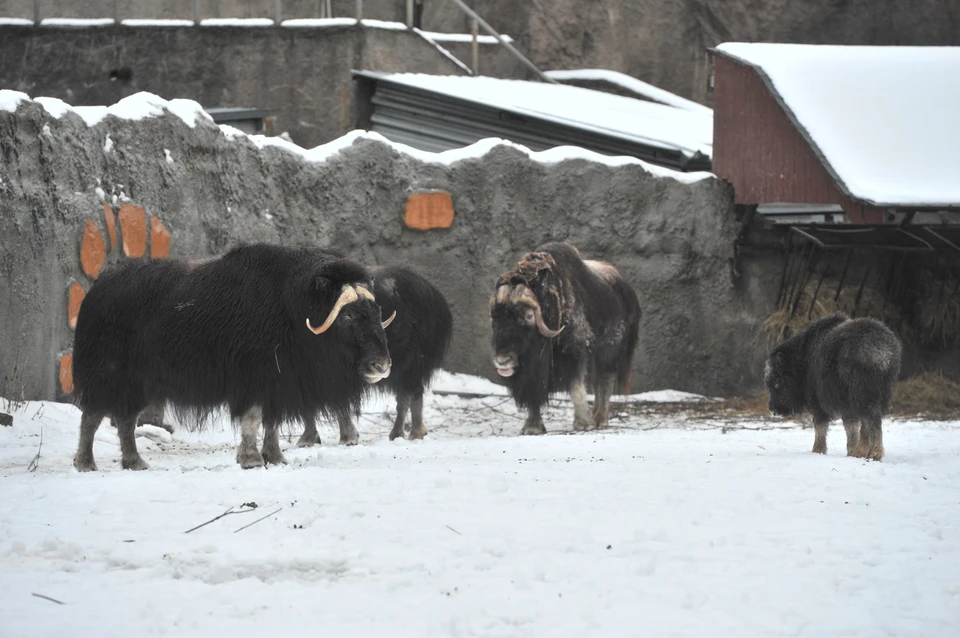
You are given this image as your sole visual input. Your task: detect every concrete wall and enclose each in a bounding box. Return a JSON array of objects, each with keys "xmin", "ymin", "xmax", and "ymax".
[
  {"xmin": 0, "ymin": 23, "xmax": 526, "ymax": 149},
  {"xmin": 0, "ymin": 96, "xmax": 777, "ymax": 403}
]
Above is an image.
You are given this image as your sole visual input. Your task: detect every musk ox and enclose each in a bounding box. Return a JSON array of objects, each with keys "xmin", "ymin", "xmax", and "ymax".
[
  {"xmin": 297, "ymin": 265, "xmax": 453, "ymax": 445},
  {"xmin": 490, "ymin": 242, "xmax": 641, "ymax": 435},
  {"xmin": 72, "ymin": 243, "xmax": 395, "ymax": 471},
  {"xmin": 764, "ymin": 313, "xmax": 902, "ymax": 461}
]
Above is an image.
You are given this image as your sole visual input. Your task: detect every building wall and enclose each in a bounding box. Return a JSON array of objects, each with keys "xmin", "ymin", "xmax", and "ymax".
[
  {"xmin": 0, "ymin": 23, "xmax": 526, "ymax": 149},
  {"xmin": 712, "ymin": 54, "xmax": 883, "ymax": 223}
]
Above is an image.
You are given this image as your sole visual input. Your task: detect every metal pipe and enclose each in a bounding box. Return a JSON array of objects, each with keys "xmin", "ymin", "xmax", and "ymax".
[
  {"xmin": 471, "ymin": 18, "xmax": 479, "ymax": 74},
  {"xmin": 34, "ymin": 0, "xmax": 39, "ymax": 24},
  {"xmin": 193, "ymin": 0, "xmax": 199, "ymax": 24},
  {"xmin": 275, "ymin": 0, "xmax": 282, "ymax": 24},
  {"xmin": 356, "ymin": 0, "xmax": 363, "ymax": 20},
  {"xmin": 445, "ymin": 0, "xmax": 557, "ymax": 83},
  {"xmin": 406, "ymin": 0, "xmax": 414, "ymax": 26}
]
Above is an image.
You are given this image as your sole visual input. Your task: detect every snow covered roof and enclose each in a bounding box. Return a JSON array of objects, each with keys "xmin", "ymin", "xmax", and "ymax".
[
  {"xmin": 544, "ymin": 69, "xmax": 712, "ymax": 116},
  {"xmin": 714, "ymin": 43, "xmax": 960, "ymax": 208},
  {"xmin": 359, "ymin": 72, "xmax": 713, "ymax": 161}
]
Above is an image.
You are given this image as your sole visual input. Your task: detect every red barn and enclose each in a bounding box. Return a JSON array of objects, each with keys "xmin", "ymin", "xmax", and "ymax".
[{"xmin": 710, "ymin": 43, "xmax": 960, "ymax": 226}]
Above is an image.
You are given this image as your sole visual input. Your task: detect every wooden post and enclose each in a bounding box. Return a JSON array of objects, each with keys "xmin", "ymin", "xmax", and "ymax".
[
  {"xmin": 471, "ymin": 18, "xmax": 479, "ymax": 74},
  {"xmin": 275, "ymin": 0, "xmax": 282, "ymax": 24},
  {"xmin": 406, "ymin": 0, "xmax": 414, "ymax": 27},
  {"xmin": 33, "ymin": 0, "xmax": 40, "ymax": 24},
  {"xmin": 356, "ymin": 0, "xmax": 363, "ymax": 20}
]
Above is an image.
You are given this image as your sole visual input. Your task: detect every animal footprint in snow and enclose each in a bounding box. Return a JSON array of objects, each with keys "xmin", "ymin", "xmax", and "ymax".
[{"xmin": 60, "ymin": 202, "xmax": 171, "ymax": 395}]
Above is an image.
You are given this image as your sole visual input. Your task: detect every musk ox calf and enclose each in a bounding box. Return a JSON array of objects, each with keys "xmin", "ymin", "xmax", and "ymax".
[
  {"xmin": 764, "ymin": 313, "xmax": 902, "ymax": 461},
  {"xmin": 490, "ymin": 242, "xmax": 641, "ymax": 435},
  {"xmin": 72, "ymin": 243, "xmax": 395, "ymax": 471},
  {"xmin": 297, "ymin": 265, "xmax": 453, "ymax": 445}
]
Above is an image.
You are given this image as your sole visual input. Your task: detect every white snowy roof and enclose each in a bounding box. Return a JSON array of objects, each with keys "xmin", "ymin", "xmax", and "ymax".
[
  {"xmin": 366, "ymin": 73, "xmax": 713, "ymax": 159},
  {"xmin": 544, "ymin": 68, "xmax": 712, "ymax": 116},
  {"xmin": 715, "ymin": 43, "xmax": 960, "ymax": 208}
]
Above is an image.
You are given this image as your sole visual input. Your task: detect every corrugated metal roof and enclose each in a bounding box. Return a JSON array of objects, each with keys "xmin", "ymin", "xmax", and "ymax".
[{"xmin": 353, "ymin": 71, "xmax": 712, "ymax": 172}]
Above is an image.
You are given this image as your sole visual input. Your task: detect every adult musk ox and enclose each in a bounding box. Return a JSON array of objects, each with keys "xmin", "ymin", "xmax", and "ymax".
[
  {"xmin": 71, "ymin": 243, "xmax": 395, "ymax": 471},
  {"xmin": 764, "ymin": 313, "xmax": 902, "ymax": 461},
  {"xmin": 490, "ymin": 242, "xmax": 641, "ymax": 435},
  {"xmin": 297, "ymin": 265, "xmax": 453, "ymax": 445}
]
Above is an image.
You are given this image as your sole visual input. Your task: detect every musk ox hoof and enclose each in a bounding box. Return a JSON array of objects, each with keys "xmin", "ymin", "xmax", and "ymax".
[
  {"xmin": 340, "ymin": 432, "xmax": 359, "ymax": 446},
  {"xmin": 573, "ymin": 418, "xmax": 595, "ymax": 432},
  {"xmin": 296, "ymin": 432, "xmax": 321, "ymax": 448},
  {"xmin": 261, "ymin": 450, "xmax": 288, "ymax": 466},
  {"xmin": 520, "ymin": 423, "xmax": 546, "ymax": 436},
  {"xmin": 74, "ymin": 456, "xmax": 98, "ymax": 472},
  {"xmin": 408, "ymin": 425, "xmax": 427, "ymax": 440},
  {"xmin": 122, "ymin": 456, "xmax": 150, "ymax": 471},
  {"xmin": 388, "ymin": 426, "xmax": 405, "ymax": 441},
  {"xmin": 812, "ymin": 444, "xmax": 827, "ymax": 455},
  {"xmin": 237, "ymin": 449, "xmax": 265, "ymax": 469}
]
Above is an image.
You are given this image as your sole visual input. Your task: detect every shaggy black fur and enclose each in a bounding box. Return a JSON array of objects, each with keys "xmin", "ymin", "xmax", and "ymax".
[
  {"xmin": 765, "ymin": 313, "xmax": 902, "ymax": 460},
  {"xmin": 299, "ymin": 265, "xmax": 453, "ymax": 444},
  {"xmin": 490, "ymin": 242, "xmax": 641, "ymax": 433},
  {"xmin": 72, "ymin": 243, "xmax": 392, "ymax": 469}
]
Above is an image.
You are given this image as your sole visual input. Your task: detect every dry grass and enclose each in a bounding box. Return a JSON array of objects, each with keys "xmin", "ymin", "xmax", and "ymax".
[
  {"xmin": 892, "ymin": 372, "xmax": 960, "ymax": 420},
  {"xmin": 916, "ymin": 271, "xmax": 960, "ymax": 347},
  {"xmin": 761, "ymin": 277, "xmax": 908, "ymax": 347}
]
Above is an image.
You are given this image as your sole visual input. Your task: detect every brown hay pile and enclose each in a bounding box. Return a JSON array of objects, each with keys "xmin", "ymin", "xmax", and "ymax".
[
  {"xmin": 892, "ymin": 372, "xmax": 960, "ymax": 420},
  {"xmin": 761, "ymin": 276, "xmax": 908, "ymax": 347},
  {"xmin": 915, "ymin": 270, "xmax": 960, "ymax": 347}
]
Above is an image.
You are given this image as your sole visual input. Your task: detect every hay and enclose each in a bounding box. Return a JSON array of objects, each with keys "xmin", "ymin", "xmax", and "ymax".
[
  {"xmin": 915, "ymin": 270, "xmax": 960, "ymax": 347},
  {"xmin": 761, "ymin": 276, "xmax": 908, "ymax": 347},
  {"xmin": 892, "ymin": 372, "xmax": 960, "ymax": 419}
]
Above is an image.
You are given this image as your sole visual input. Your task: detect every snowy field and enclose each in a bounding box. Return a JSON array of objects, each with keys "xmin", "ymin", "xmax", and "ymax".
[{"xmin": 1, "ymin": 372, "xmax": 959, "ymax": 638}]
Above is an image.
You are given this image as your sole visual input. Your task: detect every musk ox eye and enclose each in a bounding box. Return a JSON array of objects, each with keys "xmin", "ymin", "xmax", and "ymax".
[{"xmin": 522, "ymin": 309, "xmax": 535, "ymax": 325}]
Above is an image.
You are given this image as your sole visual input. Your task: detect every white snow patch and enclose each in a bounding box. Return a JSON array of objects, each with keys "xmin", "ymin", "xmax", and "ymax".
[
  {"xmin": 34, "ymin": 96, "xmax": 71, "ymax": 118},
  {"xmin": 95, "ymin": 186, "xmax": 106, "ymax": 201},
  {"xmin": 0, "ymin": 90, "xmax": 28, "ymax": 113},
  {"xmin": 103, "ymin": 133, "xmax": 114, "ymax": 152},
  {"xmin": 715, "ymin": 43, "xmax": 960, "ymax": 207},
  {"xmin": 199, "ymin": 18, "xmax": 274, "ymax": 27},
  {"xmin": 40, "ymin": 123, "xmax": 51, "ymax": 137},
  {"xmin": 358, "ymin": 19, "xmax": 407, "ymax": 30},
  {"xmin": 416, "ymin": 30, "xmax": 512, "ymax": 44},
  {"xmin": 40, "ymin": 18, "xmax": 115, "ymax": 27},
  {"xmin": 0, "ymin": 392, "xmax": 958, "ymax": 637},
  {"xmin": 0, "ymin": 17, "xmax": 33, "ymax": 26},
  {"xmin": 360, "ymin": 72, "xmax": 713, "ymax": 159},
  {"xmin": 546, "ymin": 68, "xmax": 712, "ymax": 115},
  {"xmin": 281, "ymin": 17, "xmax": 357, "ymax": 28},
  {"xmin": 120, "ymin": 19, "xmax": 194, "ymax": 27},
  {"xmin": 163, "ymin": 148, "xmax": 173, "ymax": 164},
  {"xmin": 58, "ymin": 93, "xmax": 211, "ymax": 128}
]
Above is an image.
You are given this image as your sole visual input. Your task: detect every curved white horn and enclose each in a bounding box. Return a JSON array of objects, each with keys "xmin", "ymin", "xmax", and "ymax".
[
  {"xmin": 355, "ymin": 286, "xmax": 375, "ymax": 301},
  {"xmin": 306, "ymin": 286, "xmax": 359, "ymax": 335},
  {"xmin": 516, "ymin": 287, "xmax": 565, "ymax": 339},
  {"xmin": 381, "ymin": 310, "xmax": 397, "ymax": 329}
]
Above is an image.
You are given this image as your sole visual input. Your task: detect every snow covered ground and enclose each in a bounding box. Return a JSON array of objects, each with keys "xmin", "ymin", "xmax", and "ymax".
[{"xmin": 1, "ymin": 373, "xmax": 959, "ymax": 637}]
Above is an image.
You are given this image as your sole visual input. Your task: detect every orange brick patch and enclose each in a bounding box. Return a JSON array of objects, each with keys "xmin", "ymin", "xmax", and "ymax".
[
  {"xmin": 405, "ymin": 191, "xmax": 455, "ymax": 230},
  {"xmin": 150, "ymin": 214, "xmax": 171, "ymax": 259},
  {"xmin": 59, "ymin": 352, "xmax": 74, "ymax": 394},
  {"xmin": 118, "ymin": 203, "xmax": 147, "ymax": 258},
  {"xmin": 80, "ymin": 219, "xmax": 106, "ymax": 279},
  {"xmin": 68, "ymin": 283, "xmax": 85, "ymax": 329}
]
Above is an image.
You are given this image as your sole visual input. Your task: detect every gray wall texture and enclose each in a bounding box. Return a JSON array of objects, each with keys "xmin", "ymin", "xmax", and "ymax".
[
  {"xmin": 2, "ymin": 0, "xmax": 958, "ymax": 105},
  {"xmin": 0, "ymin": 97, "xmax": 779, "ymax": 403},
  {"xmin": 0, "ymin": 23, "xmax": 525, "ymax": 150}
]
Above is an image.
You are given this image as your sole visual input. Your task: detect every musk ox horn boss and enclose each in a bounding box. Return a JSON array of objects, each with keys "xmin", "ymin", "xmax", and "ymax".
[
  {"xmin": 71, "ymin": 243, "xmax": 393, "ymax": 471},
  {"xmin": 490, "ymin": 242, "xmax": 642, "ymax": 435},
  {"xmin": 764, "ymin": 313, "xmax": 902, "ymax": 461},
  {"xmin": 297, "ymin": 265, "xmax": 453, "ymax": 445}
]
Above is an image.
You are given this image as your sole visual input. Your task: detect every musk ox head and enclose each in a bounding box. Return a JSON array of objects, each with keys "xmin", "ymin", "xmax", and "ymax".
[
  {"xmin": 489, "ymin": 251, "xmax": 565, "ymax": 378},
  {"xmin": 764, "ymin": 349, "xmax": 804, "ymax": 416},
  {"xmin": 306, "ymin": 267, "xmax": 395, "ymax": 384}
]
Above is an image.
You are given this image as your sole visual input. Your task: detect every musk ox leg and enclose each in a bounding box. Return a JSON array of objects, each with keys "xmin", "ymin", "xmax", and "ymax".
[
  {"xmin": 855, "ymin": 414, "xmax": 885, "ymax": 461},
  {"xmin": 235, "ymin": 406, "xmax": 265, "ymax": 469},
  {"xmin": 521, "ymin": 405, "xmax": 546, "ymax": 436},
  {"xmin": 408, "ymin": 392, "xmax": 427, "ymax": 440},
  {"xmin": 338, "ymin": 412, "xmax": 360, "ymax": 446},
  {"xmin": 388, "ymin": 394, "xmax": 411, "ymax": 441},
  {"xmin": 593, "ymin": 376, "xmax": 616, "ymax": 429},
  {"xmin": 74, "ymin": 411, "xmax": 105, "ymax": 472},
  {"xmin": 812, "ymin": 416, "xmax": 829, "ymax": 455},
  {"xmin": 843, "ymin": 418, "xmax": 860, "ymax": 456},
  {"xmin": 261, "ymin": 419, "xmax": 288, "ymax": 466},
  {"xmin": 297, "ymin": 414, "xmax": 321, "ymax": 448},
  {"xmin": 571, "ymin": 377, "xmax": 593, "ymax": 431},
  {"xmin": 116, "ymin": 413, "xmax": 150, "ymax": 471}
]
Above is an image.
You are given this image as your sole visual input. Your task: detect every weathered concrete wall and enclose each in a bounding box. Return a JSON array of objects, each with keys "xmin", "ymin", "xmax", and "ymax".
[
  {"xmin": 0, "ymin": 96, "xmax": 777, "ymax": 402},
  {"xmin": 0, "ymin": 24, "xmax": 526, "ymax": 149}
]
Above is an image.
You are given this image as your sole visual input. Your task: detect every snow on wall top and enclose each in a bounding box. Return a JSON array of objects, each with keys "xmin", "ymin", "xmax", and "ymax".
[
  {"xmin": 716, "ymin": 43, "xmax": 960, "ymax": 207},
  {"xmin": 364, "ymin": 72, "xmax": 713, "ymax": 159},
  {"xmin": 0, "ymin": 90, "xmax": 713, "ymax": 184},
  {"xmin": 544, "ymin": 69, "xmax": 712, "ymax": 116}
]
